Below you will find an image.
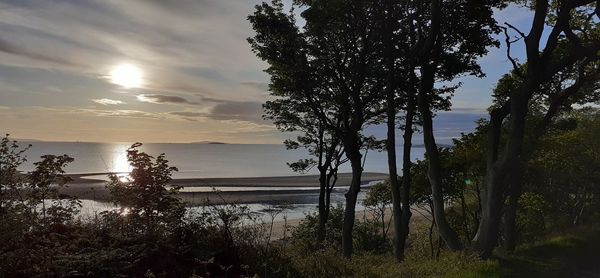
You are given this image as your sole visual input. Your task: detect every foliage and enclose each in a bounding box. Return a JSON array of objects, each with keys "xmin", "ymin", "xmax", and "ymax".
[
  {"xmin": 363, "ymin": 181, "xmax": 393, "ymax": 240},
  {"xmin": 0, "ymin": 135, "xmax": 81, "ymax": 277},
  {"xmin": 525, "ymin": 110, "xmax": 600, "ymax": 234},
  {"xmin": 103, "ymin": 142, "xmax": 185, "ymax": 238},
  {"xmin": 0, "ymin": 140, "xmax": 287, "ymax": 277},
  {"xmin": 515, "ymin": 192, "xmax": 550, "ymax": 242},
  {"xmin": 290, "ymin": 204, "xmax": 389, "ymax": 254}
]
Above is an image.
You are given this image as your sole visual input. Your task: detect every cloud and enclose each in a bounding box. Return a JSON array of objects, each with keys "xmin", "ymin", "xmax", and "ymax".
[
  {"xmin": 92, "ymin": 98, "xmax": 125, "ymax": 105},
  {"xmin": 137, "ymin": 93, "xmax": 260, "ymax": 110},
  {"xmin": 209, "ymin": 101, "xmax": 265, "ymax": 123},
  {"xmin": 136, "ymin": 94, "xmax": 198, "ymax": 105},
  {"xmin": 169, "ymin": 111, "xmax": 204, "ymax": 117},
  {"xmin": 0, "ymin": 37, "xmax": 82, "ymax": 67},
  {"xmin": 168, "ymin": 100, "xmax": 266, "ymax": 124},
  {"xmin": 240, "ymin": 82, "xmax": 269, "ymax": 91},
  {"xmin": 79, "ymin": 108, "xmax": 159, "ymax": 119}
]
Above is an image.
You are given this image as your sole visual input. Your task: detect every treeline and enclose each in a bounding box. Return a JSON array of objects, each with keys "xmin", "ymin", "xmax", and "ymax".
[{"xmin": 248, "ymin": 0, "xmax": 600, "ymax": 261}]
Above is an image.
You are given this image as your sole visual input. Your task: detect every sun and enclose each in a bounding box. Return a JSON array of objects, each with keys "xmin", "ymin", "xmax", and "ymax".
[{"xmin": 109, "ymin": 64, "xmax": 143, "ymax": 89}]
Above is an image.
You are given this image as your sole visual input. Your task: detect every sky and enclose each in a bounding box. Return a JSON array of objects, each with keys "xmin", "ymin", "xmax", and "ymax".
[{"xmin": 0, "ymin": 1, "xmax": 534, "ymax": 143}]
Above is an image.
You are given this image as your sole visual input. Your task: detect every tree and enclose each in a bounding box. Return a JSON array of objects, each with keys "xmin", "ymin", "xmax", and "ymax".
[
  {"xmin": 264, "ymin": 93, "xmax": 347, "ymax": 244},
  {"xmin": 363, "ymin": 181, "xmax": 393, "ymax": 239},
  {"xmin": 0, "ymin": 135, "xmax": 30, "ymax": 215},
  {"xmin": 249, "ymin": 0, "xmax": 385, "ymax": 258},
  {"xmin": 378, "ymin": 0, "xmax": 419, "ymax": 261},
  {"xmin": 521, "ymin": 109, "xmax": 600, "ymax": 240},
  {"xmin": 486, "ymin": 61, "xmax": 600, "ymax": 250},
  {"xmin": 0, "ymin": 135, "xmax": 80, "ymax": 276},
  {"xmin": 409, "ymin": 0, "xmax": 504, "ymax": 251},
  {"xmin": 0, "ymin": 135, "xmax": 78, "ymax": 226},
  {"xmin": 473, "ymin": 0, "xmax": 600, "ymax": 258},
  {"xmin": 105, "ymin": 143, "xmax": 185, "ymax": 238}
]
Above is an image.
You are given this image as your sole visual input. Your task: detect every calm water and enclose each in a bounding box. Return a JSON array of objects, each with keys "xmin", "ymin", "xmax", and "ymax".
[
  {"xmin": 18, "ymin": 142, "xmax": 426, "ymax": 178},
  {"xmin": 15, "ymin": 112, "xmax": 485, "ymax": 178}
]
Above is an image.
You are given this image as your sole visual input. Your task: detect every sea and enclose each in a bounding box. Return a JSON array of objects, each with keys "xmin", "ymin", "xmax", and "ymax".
[{"xmin": 16, "ymin": 141, "xmax": 426, "ymax": 178}]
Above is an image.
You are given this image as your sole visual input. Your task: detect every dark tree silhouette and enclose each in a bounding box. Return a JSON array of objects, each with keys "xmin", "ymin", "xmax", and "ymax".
[
  {"xmin": 474, "ymin": 0, "xmax": 600, "ymax": 257},
  {"xmin": 248, "ymin": 0, "xmax": 385, "ymax": 258}
]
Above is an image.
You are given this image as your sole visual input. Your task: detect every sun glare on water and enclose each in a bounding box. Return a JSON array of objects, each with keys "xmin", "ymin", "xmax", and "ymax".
[
  {"xmin": 108, "ymin": 145, "xmax": 133, "ymax": 183},
  {"xmin": 109, "ymin": 64, "xmax": 143, "ymax": 89}
]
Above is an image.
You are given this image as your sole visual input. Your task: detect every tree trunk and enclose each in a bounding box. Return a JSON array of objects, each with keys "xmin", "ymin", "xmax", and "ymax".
[
  {"xmin": 398, "ymin": 93, "xmax": 416, "ymax": 260},
  {"xmin": 317, "ymin": 166, "xmax": 328, "ymax": 244},
  {"xmin": 460, "ymin": 187, "xmax": 471, "ymax": 242},
  {"xmin": 382, "ymin": 0, "xmax": 408, "ymax": 262},
  {"xmin": 473, "ymin": 93, "xmax": 529, "ymax": 258},
  {"xmin": 326, "ymin": 170, "xmax": 337, "ymax": 221},
  {"xmin": 386, "ymin": 77, "xmax": 404, "ymax": 260},
  {"xmin": 417, "ymin": 65, "xmax": 463, "ymax": 251},
  {"xmin": 342, "ymin": 142, "xmax": 363, "ymax": 258},
  {"xmin": 504, "ymin": 166, "xmax": 524, "ymax": 252}
]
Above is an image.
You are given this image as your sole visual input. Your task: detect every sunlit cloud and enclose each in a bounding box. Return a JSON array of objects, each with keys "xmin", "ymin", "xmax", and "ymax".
[
  {"xmin": 78, "ymin": 108, "xmax": 159, "ymax": 119},
  {"xmin": 137, "ymin": 94, "xmax": 198, "ymax": 105},
  {"xmin": 169, "ymin": 111, "xmax": 204, "ymax": 117},
  {"xmin": 92, "ymin": 98, "xmax": 125, "ymax": 105},
  {"xmin": 240, "ymin": 82, "xmax": 269, "ymax": 91}
]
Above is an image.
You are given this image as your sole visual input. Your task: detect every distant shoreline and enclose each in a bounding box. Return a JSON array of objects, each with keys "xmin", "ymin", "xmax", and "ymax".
[{"xmin": 15, "ymin": 139, "xmax": 443, "ymax": 147}]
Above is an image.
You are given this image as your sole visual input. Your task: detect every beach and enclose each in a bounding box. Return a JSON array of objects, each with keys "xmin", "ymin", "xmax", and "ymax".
[{"xmin": 64, "ymin": 172, "xmax": 389, "ymax": 205}]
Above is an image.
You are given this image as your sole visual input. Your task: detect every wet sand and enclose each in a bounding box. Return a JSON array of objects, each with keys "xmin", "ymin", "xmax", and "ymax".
[{"xmin": 63, "ymin": 172, "xmax": 388, "ymax": 205}]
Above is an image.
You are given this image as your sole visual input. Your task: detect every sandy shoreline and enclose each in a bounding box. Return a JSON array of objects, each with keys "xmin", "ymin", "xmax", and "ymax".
[
  {"xmin": 63, "ymin": 172, "xmax": 388, "ymax": 205},
  {"xmin": 63, "ymin": 171, "xmax": 428, "ymax": 241}
]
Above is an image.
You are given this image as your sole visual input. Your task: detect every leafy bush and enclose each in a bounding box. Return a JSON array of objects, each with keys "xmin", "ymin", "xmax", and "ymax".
[
  {"xmin": 290, "ymin": 203, "xmax": 388, "ymax": 255},
  {"xmin": 516, "ymin": 192, "xmax": 550, "ymax": 242}
]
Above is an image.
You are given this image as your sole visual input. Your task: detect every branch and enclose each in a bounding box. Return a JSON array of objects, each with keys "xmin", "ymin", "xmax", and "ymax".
[
  {"xmin": 543, "ymin": 42, "xmax": 600, "ymax": 82},
  {"xmin": 418, "ymin": 0, "xmax": 441, "ymax": 61},
  {"xmin": 501, "ymin": 25, "xmax": 523, "ymax": 76},
  {"xmin": 504, "ymin": 22, "xmax": 526, "ymax": 39},
  {"xmin": 541, "ymin": 4, "xmax": 565, "ymax": 61},
  {"xmin": 564, "ymin": 26, "xmax": 583, "ymax": 49},
  {"xmin": 543, "ymin": 0, "xmax": 596, "ymax": 60},
  {"xmin": 526, "ymin": 0, "xmax": 549, "ymax": 61},
  {"xmin": 487, "ymin": 100, "xmax": 511, "ymax": 167},
  {"xmin": 541, "ymin": 60, "xmax": 600, "ymax": 131}
]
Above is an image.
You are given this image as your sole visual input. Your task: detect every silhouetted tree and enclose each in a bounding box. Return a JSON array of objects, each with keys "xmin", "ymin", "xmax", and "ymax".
[
  {"xmin": 473, "ymin": 0, "xmax": 600, "ymax": 258},
  {"xmin": 105, "ymin": 143, "xmax": 185, "ymax": 238},
  {"xmin": 406, "ymin": 0, "xmax": 505, "ymax": 251},
  {"xmin": 248, "ymin": 0, "xmax": 386, "ymax": 258}
]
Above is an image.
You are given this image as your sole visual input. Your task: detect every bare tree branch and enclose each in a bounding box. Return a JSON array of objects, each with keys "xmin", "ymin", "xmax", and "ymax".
[
  {"xmin": 504, "ymin": 22, "xmax": 526, "ymax": 38},
  {"xmin": 501, "ymin": 25, "xmax": 522, "ymax": 76}
]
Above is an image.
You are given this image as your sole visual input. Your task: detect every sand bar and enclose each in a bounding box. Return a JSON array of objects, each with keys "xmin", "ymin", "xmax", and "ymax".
[{"xmin": 63, "ymin": 172, "xmax": 388, "ymax": 205}]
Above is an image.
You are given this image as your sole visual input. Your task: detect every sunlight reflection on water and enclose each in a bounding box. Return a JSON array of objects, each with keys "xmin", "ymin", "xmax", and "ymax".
[{"xmin": 108, "ymin": 145, "xmax": 132, "ymax": 174}]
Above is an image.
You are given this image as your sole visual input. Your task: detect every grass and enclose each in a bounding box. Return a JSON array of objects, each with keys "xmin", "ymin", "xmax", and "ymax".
[
  {"xmin": 285, "ymin": 226, "xmax": 600, "ymax": 277},
  {"xmin": 493, "ymin": 226, "xmax": 600, "ymax": 277}
]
